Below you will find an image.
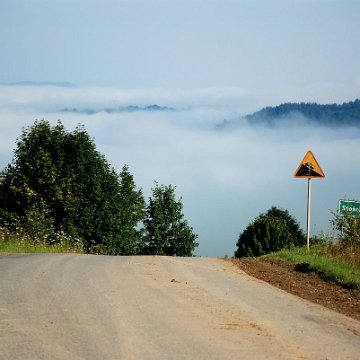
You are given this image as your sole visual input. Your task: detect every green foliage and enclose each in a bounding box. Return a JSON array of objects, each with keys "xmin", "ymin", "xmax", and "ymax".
[
  {"xmin": 23, "ymin": 201, "xmax": 55, "ymax": 243},
  {"xmin": 308, "ymin": 209, "xmax": 360, "ymax": 268},
  {"xmin": 0, "ymin": 220, "xmax": 84, "ymax": 254},
  {"xmin": 0, "ymin": 168, "xmax": 6, "ymax": 183},
  {"xmin": 104, "ymin": 164, "xmax": 146, "ymax": 255},
  {"xmin": 142, "ymin": 184, "xmax": 198, "ymax": 256},
  {"xmin": 330, "ymin": 210, "xmax": 360, "ymax": 248},
  {"xmin": 64, "ymin": 123, "xmax": 122, "ymax": 249},
  {"xmin": 256, "ymin": 208, "xmax": 360, "ymax": 291},
  {"xmin": 234, "ymin": 207, "xmax": 305, "ymax": 258},
  {"xmin": 265, "ymin": 246, "xmax": 360, "ymax": 292},
  {"xmin": 0, "ymin": 120, "xmax": 199, "ymax": 256},
  {"xmin": 0, "ymin": 120, "xmax": 122, "ymax": 250},
  {"xmin": 0, "ymin": 120, "xmax": 70, "ymax": 224},
  {"xmin": 246, "ymin": 99, "xmax": 360, "ymax": 127}
]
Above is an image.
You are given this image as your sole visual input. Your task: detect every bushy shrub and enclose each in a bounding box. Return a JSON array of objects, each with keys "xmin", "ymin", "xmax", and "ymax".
[
  {"xmin": 234, "ymin": 207, "xmax": 305, "ymax": 258},
  {"xmin": 313, "ymin": 210, "xmax": 360, "ymax": 268},
  {"xmin": 331, "ymin": 210, "xmax": 360, "ymax": 247}
]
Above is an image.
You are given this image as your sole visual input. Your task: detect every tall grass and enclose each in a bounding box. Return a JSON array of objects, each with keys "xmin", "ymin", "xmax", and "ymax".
[
  {"xmin": 266, "ymin": 242, "xmax": 360, "ymax": 292},
  {"xmin": 0, "ymin": 225, "xmax": 84, "ymax": 254},
  {"xmin": 262, "ymin": 211, "xmax": 360, "ymax": 292}
]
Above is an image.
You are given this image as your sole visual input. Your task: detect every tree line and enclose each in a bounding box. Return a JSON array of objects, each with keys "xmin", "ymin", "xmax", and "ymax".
[
  {"xmin": 0, "ymin": 120, "xmax": 198, "ymax": 256},
  {"xmin": 246, "ymin": 99, "xmax": 360, "ymax": 127}
]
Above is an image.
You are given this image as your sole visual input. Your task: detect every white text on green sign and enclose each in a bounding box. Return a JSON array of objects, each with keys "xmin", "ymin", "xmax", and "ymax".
[{"xmin": 338, "ymin": 200, "xmax": 360, "ymax": 216}]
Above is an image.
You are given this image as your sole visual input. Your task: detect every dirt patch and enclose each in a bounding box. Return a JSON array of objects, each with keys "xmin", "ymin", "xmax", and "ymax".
[{"xmin": 230, "ymin": 257, "xmax": 360, "ymax": 322}]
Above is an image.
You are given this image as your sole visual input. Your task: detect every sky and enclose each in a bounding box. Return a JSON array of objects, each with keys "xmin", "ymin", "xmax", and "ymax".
[{"xmin": 1, "ymin": 0, "xmax": 360, "ymax": 256}]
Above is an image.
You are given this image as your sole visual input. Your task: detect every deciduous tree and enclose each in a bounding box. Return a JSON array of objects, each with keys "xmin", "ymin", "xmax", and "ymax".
[
  {"xmin": 142, "ymin": 184, "xmax": 198, "ymax": 256},
  {"xmin": 105, "ymin": 164, "xmax": 146, "ymax": 255},
  {"xmin": 0, "ymin": 120, "xmax": 122, "ymax": 250}
]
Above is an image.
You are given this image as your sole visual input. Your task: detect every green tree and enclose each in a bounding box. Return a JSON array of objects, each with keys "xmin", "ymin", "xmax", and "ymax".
[
  {"xmin": 105, "ymin": 164, "xmax": 146, "ymax": 255},
  {"xmin": 64, "ymin": 123, "xmax": 122, "ymax": 249},
  {"xmin": 0, "ymin": 120, "xmax": 71, "ymax": 230},
  {"xmin": 330, "ymin": 209, "xmax": 360, "ymax": 247},
  {"xmin": 0, "ymin": 168, "xmax": 6, "ymax": 182},
  {"xmin": 0, "ymin": 120, "xmax": 122, "ymax": 250},
  {"xmin": 142, "ymin": 183, "xmax": 198, "ymax": 256},
  {"xmin": 234, "ymin": 207, "xmax": 305, "ymax": 258}
]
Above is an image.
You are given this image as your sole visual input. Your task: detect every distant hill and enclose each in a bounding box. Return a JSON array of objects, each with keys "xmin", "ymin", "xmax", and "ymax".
[
  {"xmin": 5, "ymin": 81, "xmax": 78, "ymax": 88},
  {"xmin": 61, "ymin": 104, "xmax": 176, "ymax": 115},
  {"xmin": 217, "ymin": 99, "xmax": 360, "ymax": 129},
  {"xmin": 247, "ymin": 99, "xmax": 360, "ymax": 126}
]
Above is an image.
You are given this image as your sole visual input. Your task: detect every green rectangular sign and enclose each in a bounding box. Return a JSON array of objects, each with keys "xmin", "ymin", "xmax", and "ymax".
[{"xmin": 338, "ymin": 199, "xmax": 360, "ymax": 216}]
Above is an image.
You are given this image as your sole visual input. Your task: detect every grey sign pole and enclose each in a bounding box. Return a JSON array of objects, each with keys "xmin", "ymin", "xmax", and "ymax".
[{"xmin": 306, "ymin": 178, "xmax": 311, "ymax": 251}]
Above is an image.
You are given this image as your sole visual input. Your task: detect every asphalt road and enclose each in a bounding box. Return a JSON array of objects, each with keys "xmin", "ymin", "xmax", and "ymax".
[{"xmin": 0, "ymin": 253, "xmax": 359, "ymax": 360}]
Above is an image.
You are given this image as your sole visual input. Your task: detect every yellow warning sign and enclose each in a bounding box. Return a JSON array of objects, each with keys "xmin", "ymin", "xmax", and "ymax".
[{"xmin": 294, "ymin": 151, "xmax": 325, "ymax": 178}]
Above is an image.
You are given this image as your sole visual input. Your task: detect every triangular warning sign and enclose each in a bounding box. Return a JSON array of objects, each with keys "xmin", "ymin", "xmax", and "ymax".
[{"xmin": 294, "ymin": 151, "xmax": 325, "ymax": 178}]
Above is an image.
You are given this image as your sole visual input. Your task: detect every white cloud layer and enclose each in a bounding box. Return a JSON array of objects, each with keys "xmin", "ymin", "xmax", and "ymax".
[{"xmin": 1, "ymin": 85, "xmax": 360, "ymax": 256}]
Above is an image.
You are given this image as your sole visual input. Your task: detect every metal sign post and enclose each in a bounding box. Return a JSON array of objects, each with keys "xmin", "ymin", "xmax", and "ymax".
[
  {"xmin": 306, "ymin": 178, "xmax": 311, "ymax": 250},
  {"xmin": 294, "ymin": 151, "xmax": 325, "ymax": 251}
]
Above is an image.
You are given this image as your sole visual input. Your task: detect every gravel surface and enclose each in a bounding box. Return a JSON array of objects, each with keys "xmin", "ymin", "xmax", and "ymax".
[{"xmin": 0, "ymin": 253, "xmax": 359, "ymax": 359}]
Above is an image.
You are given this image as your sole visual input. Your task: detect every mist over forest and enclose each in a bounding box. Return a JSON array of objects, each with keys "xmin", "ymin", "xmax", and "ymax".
[
  {"xmin": 218, "ymin": 99, "xmax": 360, "ymax": 129},
  {"xmin": 57, "ymin": 96, "xmax": 360, "ymax": 129},
  {"xmin": 1, "ymin": 85, "xmax": 359, "ymax": 257}
]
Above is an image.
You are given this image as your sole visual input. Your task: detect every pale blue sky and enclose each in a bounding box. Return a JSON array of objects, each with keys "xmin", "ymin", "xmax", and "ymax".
[
  {"xmin": 1, "ymin": 0, "xmax": 360, "ymax": 91},
  {"xmin": 1, "ymin": 0, "xmax": 360, "ymax": 256}
]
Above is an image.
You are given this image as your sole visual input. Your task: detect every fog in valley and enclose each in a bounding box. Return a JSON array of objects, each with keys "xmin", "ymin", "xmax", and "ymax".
[{"xmin": 1, "ymin": 85, "xmax": 359, "ymax": 256}]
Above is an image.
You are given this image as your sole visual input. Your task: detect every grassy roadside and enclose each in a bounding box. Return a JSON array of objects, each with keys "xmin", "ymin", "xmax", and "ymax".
[
  {"xmin": 0, "ymin": 242, "xmax": 83, "ymax": 254},
  {"xmin": 264, "ymin": 246, "xmax": 360, "ymax": 292},
  {"xmin": 0, "ymin": 227, "xmax": 84, "ymax": 254}
]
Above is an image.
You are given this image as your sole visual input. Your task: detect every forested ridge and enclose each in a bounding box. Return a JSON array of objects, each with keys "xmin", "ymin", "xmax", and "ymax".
[{"xmin": 246, "ymin": 99, "xmax": 360, "ymax": 126}]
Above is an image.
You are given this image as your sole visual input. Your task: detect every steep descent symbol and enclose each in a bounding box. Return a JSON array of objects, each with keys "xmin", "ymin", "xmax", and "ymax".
[{"xmin": 294, "ymin": 151, "xmax": 325, "ymax": 178}]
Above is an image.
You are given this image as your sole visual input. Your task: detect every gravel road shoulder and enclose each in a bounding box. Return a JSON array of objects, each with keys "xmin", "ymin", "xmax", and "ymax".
[{"xmin": 230, "ymin": 257, "xmax": 360, "ymax": 322}]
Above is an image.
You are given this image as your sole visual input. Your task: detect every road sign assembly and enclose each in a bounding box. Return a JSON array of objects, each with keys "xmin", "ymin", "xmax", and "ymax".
[
  {"xmin": 294, "ymin": 150, "xmax": 325, "ymax": 178},
  {"xmin": 294, "ymin": 150, "xmax": 325, "ymax": 250}
]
